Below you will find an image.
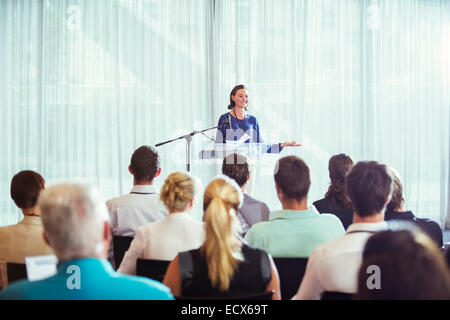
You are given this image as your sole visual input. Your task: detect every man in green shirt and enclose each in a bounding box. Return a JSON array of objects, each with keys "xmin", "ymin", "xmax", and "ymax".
[{"xmin": 245, "ymin": 156, "xmax": 345, "ymax": 258}]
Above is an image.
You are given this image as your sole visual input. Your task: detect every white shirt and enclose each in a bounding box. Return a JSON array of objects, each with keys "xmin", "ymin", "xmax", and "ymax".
[
  {"xmin": 292, "ymin": 221, "xmax": 388, "ymax": 300},
  {"xmin": 106, "ymin": 185, "xmax": 168, "ymax": 237},
  {"xmin": 117, "ymin": 211, "xmax": 205, "ymax": 275}
]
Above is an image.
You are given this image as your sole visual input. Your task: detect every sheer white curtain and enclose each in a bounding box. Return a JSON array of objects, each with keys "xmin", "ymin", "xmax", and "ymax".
[
  {"xmin": 213, "ymin": 0, "xmax": 450, "ymax": 227},
  {"xmin": 1, "ymin": 0, "xmax": 449, "ymax": 228},
  {"xmin": 0, "ymin": 0, "xmax": 214, "ymax": 224}
]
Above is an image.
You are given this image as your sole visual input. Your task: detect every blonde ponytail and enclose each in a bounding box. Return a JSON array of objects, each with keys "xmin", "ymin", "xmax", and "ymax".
[{"xmin": 201, "ymin": 177, "xmax": 243, "ymax": 291}]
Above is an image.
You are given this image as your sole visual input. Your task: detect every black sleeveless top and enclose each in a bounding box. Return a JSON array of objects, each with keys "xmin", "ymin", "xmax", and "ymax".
[{"xmin": 178, "ymin": 244, "xmax": 272, "ymax": 297}]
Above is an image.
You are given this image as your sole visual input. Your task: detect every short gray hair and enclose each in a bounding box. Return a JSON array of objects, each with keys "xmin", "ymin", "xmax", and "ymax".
[{"xmin": 38, "ymin": 183, "xmax": 109, "ymax": 261}]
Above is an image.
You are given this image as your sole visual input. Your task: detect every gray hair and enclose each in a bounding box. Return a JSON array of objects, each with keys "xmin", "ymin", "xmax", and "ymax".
[{"xmin": 38, "ymin": 183, "xmax": 109, "ymax": 261}]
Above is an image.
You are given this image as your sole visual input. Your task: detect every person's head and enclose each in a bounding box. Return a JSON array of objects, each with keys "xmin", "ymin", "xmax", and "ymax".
[
  {"xmin": 357, "ymin": 229, "xmax": 450, "ymax": 300},
  {"xmin": 201, "ymin": 176, "xmax": 244, "ymax": 291},
  {"xmin": 274, "ymin": 156, "xmax": 310, "ymax": 203},
  {"xmin": 160, "ymin": 171, "xmax": 200, "ymax": 213},
  {"xmin": 386, "ymin": 168, "xmax": 404, "ymax": 212},
  {"xmin": 10, "ymin": 170, "xmax": 45, "ymax": 210},
  {"xmin": 221, "ymin": 153, "xmax": 250, "ymax": 189},
  {"xmin": 129, "ymin": 145, "xmax": 161, "ymax": 184},
  {"xmin": 228, "ymin": 84, "xmax": 248, "ymax": 110},
  {"xmin": 325, "ymin": 154, "xmax": 354, "ymax": 208},
  {"xmin": 38, "ymin": 183, "xmax": 110, "ymax": 261},
  {"xmin": 345, "ymin": 161, "xmax": 393, "ymax": 218}
]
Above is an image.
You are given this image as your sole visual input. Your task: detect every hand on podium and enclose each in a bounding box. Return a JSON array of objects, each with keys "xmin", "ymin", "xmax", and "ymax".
[{"xmin": 281, "ymin": 140, "xmax": 302, "ymax": 148}]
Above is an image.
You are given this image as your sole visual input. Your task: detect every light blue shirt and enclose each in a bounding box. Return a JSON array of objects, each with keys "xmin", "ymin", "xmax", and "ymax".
[
  {"xmin": 0, "ymin": 258, "xmax": 174, "ymax": 300},
  {"xmin": 244, "ymin": 207, "xmax": 345, "ymax": 258}
]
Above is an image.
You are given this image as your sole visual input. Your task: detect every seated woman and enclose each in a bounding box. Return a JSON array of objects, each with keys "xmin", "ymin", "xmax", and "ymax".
[
  {"xmin": 313, "ymin": 154, "xmax": 354, "ymax": 229},
  {"xmin": 384, "ymin": 168, "xmax": 443, "ymax": 247},
  {"xmin": 163, "ymin": 176, "xmax": 281, "ymax": 299},
  {"xmin": 118, "ymin": 171, "xmax": 205, "ymax": 275}
]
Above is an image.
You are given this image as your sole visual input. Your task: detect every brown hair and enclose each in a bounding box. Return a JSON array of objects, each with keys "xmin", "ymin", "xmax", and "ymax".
[
  {"xmin": 228, "ymin": 84, "xmax": 247, "ymax": 110},
  {"xmin": 325, "ymin": 154, "xmax": 354, "ymax": 208},
  {"xmin": 10, "ymin": 170, "xmax": 45, "ymax": 209},
  {"xmin": 357, "ymin": 229, "xmax": 450, "ymax": 299},
  {"xmin": 221, "ymin": 153, "xmax": 250, "ymax": 187},
  {"xmin": 274, "ymin": 156, "xmax": 310, "ymax": 202},
  {"xmin": 345, "ymin": 161, "xmax": 392, "ymax": 217},
  {"xmin": 130, "ymin": 145, "xmax": 160, "ymax": 183}
]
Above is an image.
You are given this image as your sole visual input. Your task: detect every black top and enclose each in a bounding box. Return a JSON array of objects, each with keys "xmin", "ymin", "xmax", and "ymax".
[
  {"xmin": 313, "ymin": 197, "xmax": 353, "ymax": 230},
  {"xmin": 384, "ymin": 210, "xmax": 443, "ymax": 247},
  {"xmin": 178, "ymin": 244, "xmax": 272, "ymax": 298}
]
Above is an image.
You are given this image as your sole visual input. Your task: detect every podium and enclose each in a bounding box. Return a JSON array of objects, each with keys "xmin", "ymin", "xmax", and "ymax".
[
  {"xmin": 199, "ymin": 142, "xmax": 281, "ymax": 161},
  {"xmin": 198, "ymin": 142, "xmax": 281, "ymax": 197}
]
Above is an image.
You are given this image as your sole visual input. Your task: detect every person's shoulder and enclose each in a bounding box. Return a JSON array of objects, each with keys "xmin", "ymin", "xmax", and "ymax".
[
  {"xmin": 243, "ymin": 193, "xmax": 268, "ymax": 207},
  {"xmin": 114, "ymin": 273, "xmax": 174, "ymax": 299}
]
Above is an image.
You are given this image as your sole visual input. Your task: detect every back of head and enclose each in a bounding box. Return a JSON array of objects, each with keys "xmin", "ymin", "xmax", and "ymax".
[
  {"xmin": 386, "ymin": 168, "xmax": 404, "ymax": 212},
  {"xmin": 325, "ymin": 154, "xmax": 354, "ymax": 208},
  {"xmin": 221, "ymin": 153, "xmax": 250, "ymax": 188},
  {"xmin": 274, "ymin": 156, "xmax": 310, "ymax": 202},
  {"xmin": 130, "ymin": 145, "xmax": 160, "ymax": 183},
  {"xmin": 201, "ymin": 176, "xmax": 243, "ymax": 291},
  {"xmin": 357, "ymin": 229, "xmax": 450, "ymax": 299},
  {"xmin": 160, "ymin": 171, "xmax": 199, "ymax": 212},
  {"xmin": 38, "ymin": 183, "xmax": 109, "ymax": 261},
  {"xmin": 345, "ymin": 161, "xmax": 393, "ymax": 218},
  {"xmin": 10, "ymin": 170, "xmax": 45, "ymax": 209}
]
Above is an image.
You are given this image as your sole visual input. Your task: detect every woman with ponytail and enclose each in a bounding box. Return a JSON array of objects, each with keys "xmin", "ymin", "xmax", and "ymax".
[
  {"xmin": 313, "ymin": 154, "xmax": 354, "ymax": 229},
  {"xmin": 117, "ymin": 171, "xmax": 205, "ymax": 275},
  {"xmin": 163, "ymin": 176, "xmax": 280, "ymax": 299}
]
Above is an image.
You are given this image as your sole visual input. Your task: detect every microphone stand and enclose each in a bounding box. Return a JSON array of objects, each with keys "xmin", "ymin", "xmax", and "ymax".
[{"xmin": 155, "ymin": 124, "xmax": 223, "ymax": 172}]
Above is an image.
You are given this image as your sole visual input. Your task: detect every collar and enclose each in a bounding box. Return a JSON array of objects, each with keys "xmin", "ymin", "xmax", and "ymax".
[
  {"xmin": 19, "ymin": 215, "xmax": 43, "ymax": 226},
  {"xmin": 130, "ymin": 184, "xmax": 158, "ymax": 194},
  {"xmin": 269, "ymin": 206, "xmax": 320, "ymax": 221},
  {"xmin": 346, "ymin": 221, "xmax": 388, "ymax": 234},
  {"xmin": 166, "ymin": 212, "xmax": 196, "ymax": 220},
  {"xmin": 57, "ymin": 258, "xmax": 113, "ymax": 275}
]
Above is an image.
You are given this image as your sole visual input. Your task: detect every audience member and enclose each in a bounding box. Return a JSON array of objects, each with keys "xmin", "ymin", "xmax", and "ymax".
[
  {"xmin": 106, "ymin": 145, "xmax": 167, "ymax": 267},
  {"xmin": 292, "ymin": 161, "xmax": 392, "ymax": 299},
  {"xmin": 0, "ymin": 171, "xmax": 53, "ymax": 264},
  {"xmin": 356, "ymin": 229, "xmax": 450, "ymax": 300},
  {"xmin": 313, "ymin": 154, "xmax": 354, "ymax": 229},
  {"xmin": 384, "ymin": 168, "xmax": 443, "ymax": 247},
  {"xmin": 222, "ymin": 153, "xmax": 270, "ymax": 235},
  {"xmin": 0, "ymin": 183, "xmax": 174, "ymax": 300},
  {"xmin": 244, "ymin": 156, "xmax": 345, "ymax": 258},
  {"xmin": 163, "ymin": 176, "xmax": 281, "ymax": 299},
  {"xmin": 118, "ymin": 171, "xmax": 205, "ymax": 275}
]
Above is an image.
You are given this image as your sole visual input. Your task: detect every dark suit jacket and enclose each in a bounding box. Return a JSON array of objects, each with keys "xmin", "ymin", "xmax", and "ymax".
[
  {"xmin": 313, "ymin": 197, "xmax": 353, "ymax": 230},
  {"xmin": 384, "ymin": 210, "xmax": 443, "ymax": 247}
]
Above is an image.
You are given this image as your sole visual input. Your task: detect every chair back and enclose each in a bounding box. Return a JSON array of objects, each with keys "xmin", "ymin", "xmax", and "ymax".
[
  {"xmin": 176, "ymin": 290, "xmax": 275, "ymax": 300},
  {"xmin": 6, "ymin": 262, "xmax": 27, "ymax": 286},
  {"xmin": 136, "ymin": 258, "xmax": 171, "ymax": 282},
  {"xmin": 273, "ymin": 257, "xmax": 308, "ymax": 300},
  {"xmin": 113, "ymin": 236, "xmax": 134, "ymax": 269},
  {"xmin": 321, "ymin": 291, "xmax": 353, "ymax": 300}
]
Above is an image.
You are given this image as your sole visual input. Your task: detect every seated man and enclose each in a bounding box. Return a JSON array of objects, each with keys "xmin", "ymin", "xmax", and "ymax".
[
  {"xmin": 0, "ymin": 183, "xmax": 174, "ymax": 300},
  {"xmin": 106, "ymin": 145, "xmax": 167, "ymax": 267},
  {"xmin": 293, "ymin": 161, "xmax": 392, "ymax": 299},
  {"xmin": 222, "ymin": 153, "xmax": 270, "ymax": 235},
  {"xmin": 244, "ymin": 156, "xmax": 345, "ymax": 258},
  {"xmin": 0, "ymin": 171, "xmax": 53, "ymax": 264}
]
